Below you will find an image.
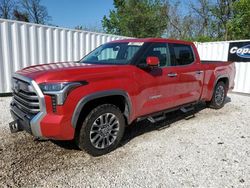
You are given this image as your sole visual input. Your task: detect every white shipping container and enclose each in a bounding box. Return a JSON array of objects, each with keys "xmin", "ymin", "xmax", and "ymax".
[
  {"xmin": 195, "ymin": 40, "xmax": 250, "ymax": 94},
  {"xmin": 0, "ymin": 19, "xmax": 127, "ymax": 93},
  {"xmin": 0, "ymin": 18, "xmax": 249, "ymax": 94}
]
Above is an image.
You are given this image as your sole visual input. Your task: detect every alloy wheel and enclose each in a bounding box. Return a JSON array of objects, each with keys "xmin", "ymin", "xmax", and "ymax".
[{"xmin": 89, "ymin": 113, "xmax": 120, "ymax": 149}]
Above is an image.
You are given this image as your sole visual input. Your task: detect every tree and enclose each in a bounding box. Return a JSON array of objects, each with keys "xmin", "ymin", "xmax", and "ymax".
[
  {"xmin": 190, "ymin": 0, "xmax": 212, "ymax": 37},
  {"xmin": 75, "ymin": 24, "xmax": 103, "ymax": 33},
  {"xmin": 13, "ymin": 8, "xmax": 29, "ymax": 22},
  {"xmin": 0, "ymin": 0, "xmax": 14, "ymax": 19},
  {"xmin": 228, "ymin": 0, "xmax": 250, "ymax": 40},
  {"xmin": 166, "ymin": 1, "xmax": 200, "ymax": 40},
  {"xmin": 165, "ymin": 1, "xmax": 182, "ymax": 38},
  {"xmin": 19, "ymin": 0, "xmax": 50, "ymax": 24},
  {"xmin": 102, "ymin": 0, "xmax": 169, "ymax": 38},
  {"xmin": 210, "ymin": 0, "xmax": 236, "ymax": 40}
]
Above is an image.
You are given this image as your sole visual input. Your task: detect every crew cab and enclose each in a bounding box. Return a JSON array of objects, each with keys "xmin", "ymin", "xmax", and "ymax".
[{"xmin": 9, "ymin": 38, "xmax": 235, "ymax": 156}]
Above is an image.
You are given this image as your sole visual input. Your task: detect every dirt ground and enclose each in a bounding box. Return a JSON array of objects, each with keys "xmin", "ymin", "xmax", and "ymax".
[{"xmin": 0, "ymin": 93, "xmax": 249, "ymax": 187}]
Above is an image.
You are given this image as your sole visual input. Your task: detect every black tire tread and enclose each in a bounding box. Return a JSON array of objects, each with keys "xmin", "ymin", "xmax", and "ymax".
[
  {"xmin": 207, "ymin": 81, "xmax": 227, "ymax": 109},
  {"xmin": 76, "ymin": 104, "xmax": 125, "ymax": 156}
]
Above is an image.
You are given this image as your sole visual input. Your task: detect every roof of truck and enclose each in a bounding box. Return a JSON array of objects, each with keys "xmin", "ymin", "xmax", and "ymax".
[{"xmin": 110, "ymin": 38, "xmax": 194, "ymax": 45}]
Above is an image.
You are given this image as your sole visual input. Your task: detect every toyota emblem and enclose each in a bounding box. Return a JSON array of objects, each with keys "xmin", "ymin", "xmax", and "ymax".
[{"xmin": 13, "ymin": 80, "xmax": 20, "ymax": 93}]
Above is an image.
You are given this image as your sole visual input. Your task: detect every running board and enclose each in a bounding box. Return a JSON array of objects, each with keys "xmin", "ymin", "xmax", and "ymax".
[
  {"xmin": 136, "ymin": 101, "xmax": 198, "ymax": 123},
  {"xmin": 180, "ymin": 105, "xmax": 195, "ymax": 113},
  {"xmin": 180, "ymin": 105, "xmax": 196, "ymax": 120},
  {"xmin": 147, "ymin": 114, "xmax": 166, "ymax": 123}
]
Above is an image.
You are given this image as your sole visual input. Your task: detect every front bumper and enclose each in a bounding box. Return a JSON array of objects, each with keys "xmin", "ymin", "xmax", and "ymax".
[
  {"xmin": 9, "ymin": 73, "xmax": 75, "ymax": 140},
  {"xmin": 9, "ymin": 74, "xmax": 46, "ymax": 138},
  {"xmin": 9, "ymin": 103, "xmax": 74, "ymax": 140},
  {"xmin": 9, "ymin": 104, "xmax": 32, "ymax": 134}
]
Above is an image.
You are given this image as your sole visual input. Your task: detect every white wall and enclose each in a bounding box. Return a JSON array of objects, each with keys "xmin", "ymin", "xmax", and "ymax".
[
  {"xmin": 0, "ymin": 19, "xmax": 127, "ymax": 93},
  {"xmin": 196, "ymin": 40, "xmax": 250, "ymax": 94}
]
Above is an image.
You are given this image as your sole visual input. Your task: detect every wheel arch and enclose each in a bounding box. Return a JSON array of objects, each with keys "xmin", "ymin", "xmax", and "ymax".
[
  {"xmin": 71, "ymin": 90, "xmax": 132, "ymax": 130},
  {"xmin": 214, "ymin": 75, "xmax": 229, "ymax": 91},
  {"xmin": 208, "ymin": 75, "xmax": 229, "ymax": 101}
]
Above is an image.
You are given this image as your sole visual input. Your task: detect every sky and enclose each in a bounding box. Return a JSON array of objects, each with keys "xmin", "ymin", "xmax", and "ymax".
[
  {"xmin": 42, "ymin": 0, "xmax": 114, "ymax": 29},
  {"xmin": 41, "ymin": 0, "xmax": 193, "ymax": 30}
]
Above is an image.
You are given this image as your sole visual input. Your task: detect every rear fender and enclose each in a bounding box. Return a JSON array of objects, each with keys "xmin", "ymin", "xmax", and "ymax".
[{"xmin": 209, "ymin": 75, "xmax": 229, "ymax": 101}]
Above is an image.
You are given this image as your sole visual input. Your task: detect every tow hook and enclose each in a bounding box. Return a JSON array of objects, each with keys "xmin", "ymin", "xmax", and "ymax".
[{"xmin": 9, "ymin": 120, "xmax": 21, "ymax": 133}]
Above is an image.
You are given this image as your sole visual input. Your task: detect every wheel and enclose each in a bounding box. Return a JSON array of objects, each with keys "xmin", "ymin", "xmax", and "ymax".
[
  {"xmin": 207, "ymin": 81, "xmax": 227, "ymax": 109},
  {"xmin": 76, "ymin": 104, "xmax": 125, "ymax": 156}
]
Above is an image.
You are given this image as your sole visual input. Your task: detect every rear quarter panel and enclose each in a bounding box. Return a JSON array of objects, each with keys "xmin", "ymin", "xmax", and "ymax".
[{"xmin": 200, "ymin": 62, "xmax": 235, "ymax": 101}]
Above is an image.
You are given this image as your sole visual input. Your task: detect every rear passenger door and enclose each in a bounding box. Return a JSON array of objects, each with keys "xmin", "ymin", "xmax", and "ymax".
[{"xmin": 167, "ymin": 43, "xmax": 203, "ymax": 107}]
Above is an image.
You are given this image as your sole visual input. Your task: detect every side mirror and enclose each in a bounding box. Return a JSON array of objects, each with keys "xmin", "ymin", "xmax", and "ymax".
[{"xmin": 146, "ymin": 56, "xmax": 159, "ymax": 67}]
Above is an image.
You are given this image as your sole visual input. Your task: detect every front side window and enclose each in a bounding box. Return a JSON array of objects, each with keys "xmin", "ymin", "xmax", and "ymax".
[
  {"xmin": 98, "ymin": 47, "xmax": 119, "ymax": 61},
  {"xmin": 138, "ymin": 43, "xmax": 171, "ymax": 67},
  {"xmin": 170, "ymin": 44, "xmax": 195, "ymax": 66},
  {"xmin": 80, "ymin": 42, "xmax": 143, "ymax": 65}
]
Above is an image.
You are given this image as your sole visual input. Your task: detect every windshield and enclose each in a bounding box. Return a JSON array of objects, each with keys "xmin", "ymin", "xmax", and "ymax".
[{"xmin": 80, "ymin": 42, "xmax": 144, "ymax": 64}]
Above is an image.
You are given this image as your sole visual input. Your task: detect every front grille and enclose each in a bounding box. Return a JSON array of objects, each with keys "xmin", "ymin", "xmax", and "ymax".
[{"xmin": 12, "ymin": 78, "xmax": 40, "ymax": 115}]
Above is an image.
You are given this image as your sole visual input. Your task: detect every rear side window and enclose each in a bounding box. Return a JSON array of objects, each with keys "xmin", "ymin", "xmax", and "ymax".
[{"xmin": 170, "ymin": 44, "xmax": 195, "ymax": 66}]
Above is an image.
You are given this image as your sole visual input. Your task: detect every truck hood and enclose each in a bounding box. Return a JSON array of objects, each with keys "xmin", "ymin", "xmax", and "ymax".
[{"xmin": 16, "ymin": 62, "xmax": 129, "ymax": 84}]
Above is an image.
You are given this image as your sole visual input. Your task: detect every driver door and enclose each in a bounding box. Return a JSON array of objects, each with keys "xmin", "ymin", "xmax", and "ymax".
[{"xmin": 134, "ymin": 42, "xmax": 178, "ymax": 116}]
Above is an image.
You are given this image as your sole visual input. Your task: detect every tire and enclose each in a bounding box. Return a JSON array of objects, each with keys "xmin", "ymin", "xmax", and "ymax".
[
  {"xmin": 76, "ymin": 104, "xmax": 125, "ymax": 156},
  {"xmin": 207, "ymin": 81, "xmax": 227, "ymax": 109}
]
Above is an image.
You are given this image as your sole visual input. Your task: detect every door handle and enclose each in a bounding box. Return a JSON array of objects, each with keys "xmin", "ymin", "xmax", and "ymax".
[
  {"xmin": 196, "ymin": 70, "xmax": 204, "ymax": 74},
  {"xmin": 167, "ymin": 73, "xmax": 177, "ymax": 77}
]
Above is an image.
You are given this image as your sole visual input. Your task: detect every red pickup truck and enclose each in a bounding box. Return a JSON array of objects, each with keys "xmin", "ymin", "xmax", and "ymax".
[{"xmin": 9, "ymin": 38, "xmax": 235, "ymax": 156}]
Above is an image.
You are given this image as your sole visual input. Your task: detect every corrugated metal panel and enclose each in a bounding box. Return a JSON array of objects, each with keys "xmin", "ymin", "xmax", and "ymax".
[
  {"xmin": 234, "ymin": 63, "xmax": 250, "ymax": 93},
  {"xmin": 1, "ymin": 18, "xmax": 249, "ymax": 94},
  {"xmin": 0, "ymin": 19, "xmax": 128, "ymax": 93},
  {"xmin": 195, "ymin": 40, "xmax": 250, "ymax": 94},
  {"xmin": 195, "ymin": 41, "xmax": 229, "ymax": 61}
]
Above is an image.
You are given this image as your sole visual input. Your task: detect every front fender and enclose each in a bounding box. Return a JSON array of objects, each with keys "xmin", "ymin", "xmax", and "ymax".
[{"xmin": 71, "ymin": 89, "xmax": 132, "ymax": 128}]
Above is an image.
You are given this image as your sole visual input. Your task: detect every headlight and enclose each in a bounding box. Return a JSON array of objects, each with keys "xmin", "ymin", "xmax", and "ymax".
[
  {"xmin": 39, "ymin": 83, "xmax": 69, "ymax": 92},
  {"xmin": 39, "ymin": 82, "xmax": 86, "ymax": 105}
]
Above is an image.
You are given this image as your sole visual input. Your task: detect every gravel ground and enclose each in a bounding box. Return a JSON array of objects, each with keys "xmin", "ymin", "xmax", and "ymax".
[{"xmin": 0, "ymin": 93, "xmax": 249, "ymax": 187}]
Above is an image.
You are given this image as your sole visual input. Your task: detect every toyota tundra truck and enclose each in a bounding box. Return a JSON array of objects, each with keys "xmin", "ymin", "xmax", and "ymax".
[{"xmin": 9, "ymin": 38, "xmax": 235, "ymax": 156}]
